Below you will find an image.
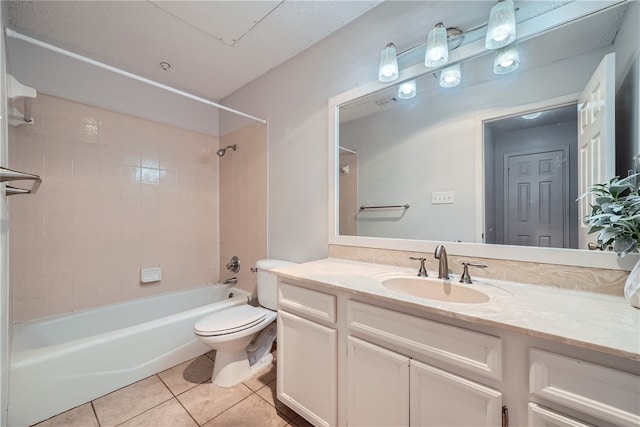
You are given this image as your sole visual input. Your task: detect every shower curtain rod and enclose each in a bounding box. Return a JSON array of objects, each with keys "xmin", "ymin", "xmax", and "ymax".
[{"xmin": 5, "ymin": 28, "xmax": 267, "ymax": 124}]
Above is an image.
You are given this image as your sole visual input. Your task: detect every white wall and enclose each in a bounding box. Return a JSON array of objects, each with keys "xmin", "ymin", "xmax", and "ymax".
[{"xmin": 340, "ymin": 111, "xmax": 477, "ymax": 242}]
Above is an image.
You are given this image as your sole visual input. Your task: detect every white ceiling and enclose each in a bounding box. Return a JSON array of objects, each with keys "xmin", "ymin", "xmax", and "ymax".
[{"xmin": 6, "ymin": 0, "xmax": 383, "ymax": 101}]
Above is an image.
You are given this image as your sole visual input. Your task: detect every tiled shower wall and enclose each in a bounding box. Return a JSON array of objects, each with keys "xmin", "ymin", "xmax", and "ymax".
[
  {"xmin": 219, "ymin": 123, "xmax": 267, "ymax": 295},
  {"xmin": 9, "ymin": 94, "xmax": 220, "ymax": 322}
]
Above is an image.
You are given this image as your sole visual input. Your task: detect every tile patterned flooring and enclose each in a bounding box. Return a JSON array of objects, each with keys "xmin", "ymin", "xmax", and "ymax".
[{"xmin": 34, "ymin": 351, "xmax": 312, "ymax": 427}]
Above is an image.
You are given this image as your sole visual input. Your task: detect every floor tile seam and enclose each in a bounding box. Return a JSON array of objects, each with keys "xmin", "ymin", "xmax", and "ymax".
[
  {"xmin": 196, "ymin": 386, "xmax": 258, "ymax": 426},
  {"xmin": 253, "ymin": 388, "xmax": 296, "ymax": 422},
  {"xmin": 110, "ymin": 392, "xmax": 176, "ymax": 427},
  {"xmin": 92, "ymin": 372, "xmax": 175, "ymax": 425},
  {"xmin": 156, "ymin": 371, "xmax": 208, "ymax": 398},
  {"xmin": 173, "ymin": 394, "xmax": 201, "ymax": 427},
  {"xmin": 90, "ymin": 401, "xmax": 102, "ymax": 427}
]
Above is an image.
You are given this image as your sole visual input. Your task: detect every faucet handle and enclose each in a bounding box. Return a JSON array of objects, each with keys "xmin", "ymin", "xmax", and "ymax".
[
  {"xmin": 460, "ymin": 262, "xmax": 487, "ymax": 284},
  {"xmin": 409, "ymin": 257, "xmax": 428, "ymax": 277}
]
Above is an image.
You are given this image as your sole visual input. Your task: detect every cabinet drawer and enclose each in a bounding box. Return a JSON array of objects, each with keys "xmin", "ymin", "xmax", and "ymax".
[
  {"xmin": 347, "ymin": 300, "xmax": 502, "ymax": 380},
  {"xmin": 278, "ymin": 281, "xmax": 336, "ymax": 324},
  {"xmin": 529, "ymin": 349, "xmax": 640, "ymax": 426},
  {"xmin": 528, "ymin": 403, "xmax": 594, "ymax": 427}
]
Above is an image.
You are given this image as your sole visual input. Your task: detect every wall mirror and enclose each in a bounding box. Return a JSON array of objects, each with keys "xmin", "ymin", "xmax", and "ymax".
[{"xmin": 329, "ymin": 1, "xmax": 639, "ymax": 270}]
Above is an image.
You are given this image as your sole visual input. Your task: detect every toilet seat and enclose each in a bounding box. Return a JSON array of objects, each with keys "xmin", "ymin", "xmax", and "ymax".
[{"xmin": 194, "ymin": 305, "xmax": 269, "ymax": 337}]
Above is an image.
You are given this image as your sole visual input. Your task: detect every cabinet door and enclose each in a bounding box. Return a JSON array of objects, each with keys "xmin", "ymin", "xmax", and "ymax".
[
  {"xmin": 277, "ymin": 311, "xmax": 337, "ymax": 427},
  {"xmin": 410, "ymin": 359, "xmax": 502, "ymax": 427},
  {"xmin": 347, "ymin": 336, "xmax": 409, "ymax": 427}
]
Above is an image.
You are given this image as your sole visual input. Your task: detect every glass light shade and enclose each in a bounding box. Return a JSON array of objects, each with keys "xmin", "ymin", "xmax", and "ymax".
[
  {"xmin": 439, "ymin": 64, "xmax": 461, "ymax": 88},
  {"xmin": 398, "ymin": 80, "xmax": 417, "ymax": 99},
  {"xmin": 425, "ymin": 23, "xmax": 449, "ymax": 67},
  {"xmin": 493, "ymin": 44, "xmax": 520, "ymax": 74},
  {"xmin": 485, "ymin": 0, "xmax": 516, "ymax": 49},
  {"xmin": 378, "ymin": 43, "xmax": 399, "ymax": 82}
]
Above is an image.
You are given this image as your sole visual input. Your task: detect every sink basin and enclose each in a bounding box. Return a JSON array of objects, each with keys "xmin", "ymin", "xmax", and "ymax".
[{"xmin": 381, "ymin": 277, "xmax": 489, "ymax": 304}]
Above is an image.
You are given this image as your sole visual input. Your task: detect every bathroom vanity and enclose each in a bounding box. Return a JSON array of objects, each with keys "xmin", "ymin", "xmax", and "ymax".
[{"xmin": 274, "ymin": 258, "xmax": 640, "ymax": 427}]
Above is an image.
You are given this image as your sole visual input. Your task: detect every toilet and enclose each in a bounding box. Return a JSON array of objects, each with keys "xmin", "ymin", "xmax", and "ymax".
[{"xmin": 194, "ymin": 259, "xmax": 295, "ymax": 387}]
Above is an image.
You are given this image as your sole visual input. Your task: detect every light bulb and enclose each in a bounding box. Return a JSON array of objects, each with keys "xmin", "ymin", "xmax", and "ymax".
[
  {"xmin": 398, "ymin": 80, "xmax": 417, "ymax": 99},
  {"xmin": 493, "ymin": 44, "xmax": 520, "ymax": 74},
  {"xmin": 425, "ymin": 23, "xmax": 449, "ymax": 68},
  {"xmin": 439, "ymin": 64, "xmax": 461, "ymax": 88},
  {"xmin": 485, "ymin": 0, "xmax": 516, "ymax": 50},
  {"xmin": 378, "ymin": 43, "xmax": 399, "ymax": 82}
]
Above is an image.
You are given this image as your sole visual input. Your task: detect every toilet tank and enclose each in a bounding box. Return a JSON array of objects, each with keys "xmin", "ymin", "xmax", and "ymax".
[{"xmin": 256, "ymin": 259, "xmax": 296, "ymax": 310}]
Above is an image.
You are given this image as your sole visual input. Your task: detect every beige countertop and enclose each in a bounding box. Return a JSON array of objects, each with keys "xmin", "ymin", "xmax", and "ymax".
[{"xmin": 274, "ymin": 258, "xmax": 640, "ymax": 361}]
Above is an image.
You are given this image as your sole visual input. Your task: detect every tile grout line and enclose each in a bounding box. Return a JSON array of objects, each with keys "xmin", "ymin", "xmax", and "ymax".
[
  {"xmin": 90, "ymin": 401, "xmax": 101, "ymax": 427},
  {"xmin": 197, "ymin": 383, "xmax": 256, "ymax": 426},
  {"xmin": 110, "ymin": 375, "xmax": 176, "ymax": 427},
  {"xmin": 252, "ymin": 384, "xmax": 297, "ymax": 422}
]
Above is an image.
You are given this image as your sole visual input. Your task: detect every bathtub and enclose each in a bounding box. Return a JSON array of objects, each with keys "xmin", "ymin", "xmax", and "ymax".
[{"xmin": 8, "ymin": 285, "xmax": 249, "ymax": 426}]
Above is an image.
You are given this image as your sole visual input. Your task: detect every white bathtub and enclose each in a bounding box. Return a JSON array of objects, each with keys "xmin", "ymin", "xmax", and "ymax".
[{"xmin": 8, "ymin": 285, "xmax": 249, "ymax": 426}]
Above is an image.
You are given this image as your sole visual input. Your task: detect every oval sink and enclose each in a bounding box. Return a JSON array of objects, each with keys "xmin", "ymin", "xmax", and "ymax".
[{"xmin": 381, "ymin": 277, "xmax": 489, "ymax": 304}]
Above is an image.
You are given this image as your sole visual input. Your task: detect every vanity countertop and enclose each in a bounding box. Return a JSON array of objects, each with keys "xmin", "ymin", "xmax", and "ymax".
[{"xmin": 274, "ymin": 257, "xmax": 640, "ymax": 361}]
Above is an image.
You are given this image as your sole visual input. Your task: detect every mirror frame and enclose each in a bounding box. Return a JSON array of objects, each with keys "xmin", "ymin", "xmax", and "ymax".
[{"xmin": 328, "ymin": 0, "xmax": 638, "ymax": 271}]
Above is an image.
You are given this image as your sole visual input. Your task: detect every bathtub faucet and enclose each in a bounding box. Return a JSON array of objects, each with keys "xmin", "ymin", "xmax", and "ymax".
[{"xmin": 223, "ymin": 277, "xmax": 238, "ymax": 285}]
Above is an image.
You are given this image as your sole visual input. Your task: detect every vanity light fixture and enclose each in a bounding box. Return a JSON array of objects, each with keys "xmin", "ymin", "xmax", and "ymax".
[
  {"xmin": 378, "ymin": 42, "xmax": 399, "ymax": 82},
  {"xmin": 439, "ymin": 63, "xmax": 461, "ymax": 88},
  {"xmin": 425, "ymin": 23, "xmax": 449, "ymax": 68},
  {"xmin": 493, "ymin": 43, "xmax": 520, "ymax": 74},
  {"xmin": 485, "ymin": 0, "xmax": 516, "ymax": 49},
  {"xmin": 398, "ymin": 80, "xmax": 417, "ymax": 99}
]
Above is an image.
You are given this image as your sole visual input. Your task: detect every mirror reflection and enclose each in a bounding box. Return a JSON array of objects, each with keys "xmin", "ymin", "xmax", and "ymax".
[{"xmin": 337, "ymin": 2, "xmax": 638, "ymax": 251}]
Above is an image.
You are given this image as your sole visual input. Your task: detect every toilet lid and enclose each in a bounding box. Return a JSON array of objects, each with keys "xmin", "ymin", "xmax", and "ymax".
[{"xmin": 194, "ymin": 305, "xmax": 267, "ymax": 337}]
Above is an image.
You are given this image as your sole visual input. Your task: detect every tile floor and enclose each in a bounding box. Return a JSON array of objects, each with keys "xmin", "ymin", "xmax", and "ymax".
[{"xmin": 34, "ymin": 351, "xmax": 312, "ymax": 427}]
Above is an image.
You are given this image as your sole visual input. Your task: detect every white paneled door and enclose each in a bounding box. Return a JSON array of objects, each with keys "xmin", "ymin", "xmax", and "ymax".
[
  {"xmin": 505, "ymin": 148, "xmax": 569, "ymax": 248},
  {"xmin": 577, "ymin": 53, "xmax": 615, "ymax": 249}
]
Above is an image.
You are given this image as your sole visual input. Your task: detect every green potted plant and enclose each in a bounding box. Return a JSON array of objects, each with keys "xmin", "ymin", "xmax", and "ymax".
[{"xmin": 582, "ymin": 174, "xmax": 640, "ymax": 308}]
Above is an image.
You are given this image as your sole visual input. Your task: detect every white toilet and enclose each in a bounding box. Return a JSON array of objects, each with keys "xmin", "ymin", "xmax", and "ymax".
[{"xmin": 194, "ymin": 259, "xmax": 295, "ymax": 387}]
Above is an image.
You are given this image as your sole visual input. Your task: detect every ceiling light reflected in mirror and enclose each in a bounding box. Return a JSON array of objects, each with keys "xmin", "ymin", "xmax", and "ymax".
[{"xmin": 398, "ymin": 80, "xmax": 417, "ymax": 99}]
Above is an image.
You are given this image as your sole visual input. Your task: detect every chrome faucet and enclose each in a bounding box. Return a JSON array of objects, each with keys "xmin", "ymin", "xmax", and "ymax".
[
  {"xmin": 223, "ymin": 277, "xmax": 238, "ymax": 285},
  {"xmin": 459, "ymin": 262, "xmax": 488, "ymax": 284},
  {"xmin": 434, "ymin": 245, "xmax": 449, "ymax": 279},
  {"xmin": 409, "ymin": 257, "xmax": 428, "ymax": 277}
]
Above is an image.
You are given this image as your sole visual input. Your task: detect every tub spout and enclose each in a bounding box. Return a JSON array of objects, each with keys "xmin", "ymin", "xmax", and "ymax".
[{"xmin": 223, "ymin": 277, "xmax": 238, "ymax": 285}]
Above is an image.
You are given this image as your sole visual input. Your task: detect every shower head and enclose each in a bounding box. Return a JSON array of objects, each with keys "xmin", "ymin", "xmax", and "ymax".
[{"xmin": 216, "ymin": 144, "xmax": 237, "ymax": 157}]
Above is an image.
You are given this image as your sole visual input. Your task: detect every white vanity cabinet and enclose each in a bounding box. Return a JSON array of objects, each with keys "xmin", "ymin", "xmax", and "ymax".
[
  {"xmin": 346, "ymin": 300, "xmax": 503, "ymax": 427},
  {"xmin": 277, "ymin": 281, "xmax": 338, "ymax": 427},
  {"xmin": 275, "ymin": 265, "xmax": 639, "ymax": 427}
]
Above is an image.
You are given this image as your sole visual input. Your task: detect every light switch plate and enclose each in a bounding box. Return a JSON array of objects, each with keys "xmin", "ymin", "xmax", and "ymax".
[{"xmin": 432, "ymin": 191, "xmax": 455, "ymax": 204}]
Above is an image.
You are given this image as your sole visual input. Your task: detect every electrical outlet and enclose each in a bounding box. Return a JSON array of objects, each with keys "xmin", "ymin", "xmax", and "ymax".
[{"xmin": 431, "ymin": 191, "xmax": 455, "ymax": 204}]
